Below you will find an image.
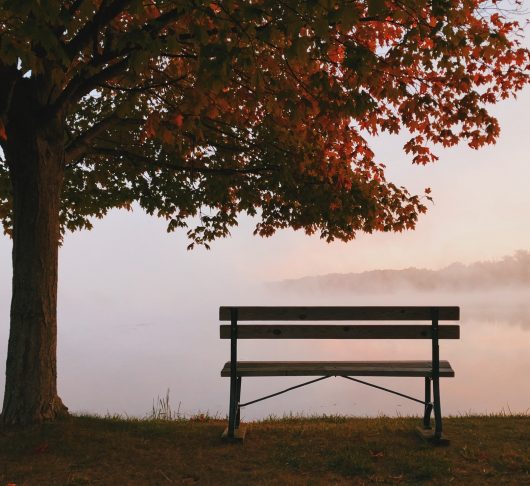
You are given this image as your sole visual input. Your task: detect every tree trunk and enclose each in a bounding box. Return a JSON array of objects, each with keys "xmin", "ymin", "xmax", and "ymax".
[{"xmin": 1, "ymin": 102, "xmax": 68, "ymax": 425}]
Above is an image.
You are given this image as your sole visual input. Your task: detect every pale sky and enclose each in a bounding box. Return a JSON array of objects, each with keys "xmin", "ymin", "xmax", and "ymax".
[{"xmin": 49, "ymin": 83, "xmax": 529, "ymax": 284}]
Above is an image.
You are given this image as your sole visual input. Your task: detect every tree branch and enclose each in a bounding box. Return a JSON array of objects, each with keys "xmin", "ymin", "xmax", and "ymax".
[
  {"xmin": 0, "ymin": 65, "xmax": 20, "ymax": 118},
  {"xmin": 72, "ymin": 6, "xmax": 188, "ymax": 68},
  {"xmin": 78, "ymin": 146, "xmax": 278, "ymax": 176},
  {"xmin": 53, "ymin": 56, "xmax": 130, "ymax": 114},
  {"xmin": 55, "ymin": 5, "xmax": 190, "ymax": 113},
  {"xmin": 97, "ymin": 81, "xmax": 175, "ymax": 93},
  {"xmin": 66, "ymin": 0, "xmax": 132, "ymax": 58},
  {"xmin": 65, "ymin": 112, "xmax": 127, "ymax": 163},
  {"xmin": 76, "ymin": 57, "xmax": 132, "ymax": 98},
  {"xmin": 143, "ymin": 6, "xmax": 187, "ymax": 37}
]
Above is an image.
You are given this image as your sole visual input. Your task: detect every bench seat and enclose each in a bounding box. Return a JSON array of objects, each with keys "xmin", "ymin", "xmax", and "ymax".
[{"xmin": 221, "ymin": 360, "xmax": 455, "ymax": 378}]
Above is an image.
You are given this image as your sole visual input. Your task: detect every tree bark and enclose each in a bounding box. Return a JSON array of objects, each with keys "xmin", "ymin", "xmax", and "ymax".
[{"xmin": 1, "ymin": 93, "xmax": 68, "ymax": 425}]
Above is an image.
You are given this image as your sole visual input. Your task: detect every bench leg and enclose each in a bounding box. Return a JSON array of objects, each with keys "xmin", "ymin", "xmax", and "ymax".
[
  {"xmin": 423, "ymin": 377, "xmax": 433, "ymax": 429},
  {"xmin": 235, "ymin": 377, "xmax": 242, "ymax": 428},
  {"xmin": 432, "ymin": 375, "xmax": 443, "ymax": 440},
  {"xmin": 227, "ymin": 374, "xmax": 238, "ymax": 438},
  {"xmin": 416, "ymin": 376, "xmax": 449, "ymax": 445},
  {"xmin": 223, "ymin": 376, "xmax": 245, "ymax": 441}
]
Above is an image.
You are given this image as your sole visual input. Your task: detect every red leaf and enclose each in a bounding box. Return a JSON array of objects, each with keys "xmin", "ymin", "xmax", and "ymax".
[
  {"xmin": 328, "ymin": 44, "xmax": 345, "ymax": 64},
  {"xmin": 210, "ymin": 2, "xmax": 221, "ymax": 14},
  {"xmin": 172, "ymin": 114, "xmax": 184, "ymax": 128},
  {"xmin": 0, "ymin": 120, "xmax": 7, "ymax": 141}
]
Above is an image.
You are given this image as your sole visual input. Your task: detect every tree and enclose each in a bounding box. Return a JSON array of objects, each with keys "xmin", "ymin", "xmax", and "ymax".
[{"xmin": 0, "ymin": 0, "xmax": 527, "ymax": 425}]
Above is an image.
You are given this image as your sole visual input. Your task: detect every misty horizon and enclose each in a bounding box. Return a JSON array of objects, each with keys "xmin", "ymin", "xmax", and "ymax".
[{"xmin": 275, "ymin": 249, "xmax": 530, "ymax": 293}]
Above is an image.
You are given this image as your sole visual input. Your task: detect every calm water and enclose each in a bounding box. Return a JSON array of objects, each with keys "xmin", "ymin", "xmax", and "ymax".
[{"xmin": 2, "ymin": 280, "xmax": 526, "ymax": 420}]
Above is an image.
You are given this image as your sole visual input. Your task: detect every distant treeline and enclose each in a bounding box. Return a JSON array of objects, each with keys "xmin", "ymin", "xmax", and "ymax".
[{"xmin": 278, "ymin": 250, "xmax": 530, "ymax": 293}]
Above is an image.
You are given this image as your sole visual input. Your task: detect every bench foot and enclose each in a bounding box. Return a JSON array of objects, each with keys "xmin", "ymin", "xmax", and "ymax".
[
  {"xmin": 221, "ymin": 426, "xmax": 247, "ymax": 442},
  {"xmin": 415, "ymin": 426, "xmax": 450, "ymax": 446}
]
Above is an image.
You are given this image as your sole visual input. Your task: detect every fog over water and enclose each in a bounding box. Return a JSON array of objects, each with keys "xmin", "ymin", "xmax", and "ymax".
[
  {"xmin": 1, "ymin": 218, "xmax": 527, "ymax": 420},
  {"xmin": 58, "ymin": 282, "xmax": 530, "ymax": 419}
]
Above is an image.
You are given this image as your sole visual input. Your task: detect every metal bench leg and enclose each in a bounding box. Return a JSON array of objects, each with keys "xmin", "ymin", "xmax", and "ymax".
[
  {"xmin": 227, "ymin": 373, "xmax": 237, "ymax": 437},
  {"xmin": 417, "ymin": 308, "xmax": 449, "ymax": 445},
  {"xmin": 430, "ymin": 307, "xmax": 448, "ymax": 444},
  {"xmin": 226, "ymin": 308, "xmax": 238, "ymax": 439},
  {"xmin": 433, "ymin": 375, "xmax": 443, "ymax": 440},
  {"xmin": 235, "ymin": 377, "xmax": 242, "ymax": 428},
  {"xmin": 423, "ymin": 377, "xmax": 432, "ymax": 429}
]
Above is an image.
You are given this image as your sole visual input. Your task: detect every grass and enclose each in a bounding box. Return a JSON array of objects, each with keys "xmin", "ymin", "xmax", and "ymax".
[{"xmin": 0, "ymin": 413, "xmax": 528, "ymax": 485}]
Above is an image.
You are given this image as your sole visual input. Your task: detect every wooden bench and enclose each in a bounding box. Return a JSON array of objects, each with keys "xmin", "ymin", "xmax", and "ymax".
[{"xmin": 220, "ymin": 306, "xmax": 460, "ymax": 444}]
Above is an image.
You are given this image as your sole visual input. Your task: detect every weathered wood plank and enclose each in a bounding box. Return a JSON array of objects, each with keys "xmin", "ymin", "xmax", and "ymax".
[
  {"xmin": 219, "ymin": 306, "xmax": 460, "ymax": 321},
  {"xmin": 220, "ymin": 324, "xmax": 460, "ymax": 340},
  {"xmin": 220, "ymin": 360, "xmax": 455, "ymax": 378}
]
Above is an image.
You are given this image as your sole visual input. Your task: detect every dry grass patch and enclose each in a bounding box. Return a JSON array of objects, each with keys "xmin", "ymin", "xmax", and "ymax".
[{"xmin": 0, "ymin": 414, "xmax": 528, "ymax": 485}]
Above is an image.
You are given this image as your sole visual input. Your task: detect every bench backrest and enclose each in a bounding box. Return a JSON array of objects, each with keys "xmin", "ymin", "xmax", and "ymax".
[{"xmin": 219, "ymin": 306, "xmax": 460, "ymax": 340}]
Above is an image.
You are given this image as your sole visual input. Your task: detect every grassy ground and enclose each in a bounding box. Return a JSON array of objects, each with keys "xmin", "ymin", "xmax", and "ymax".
[{"xmin": 0, "ymin": 414, "xmax": 528, "ymax": 485}]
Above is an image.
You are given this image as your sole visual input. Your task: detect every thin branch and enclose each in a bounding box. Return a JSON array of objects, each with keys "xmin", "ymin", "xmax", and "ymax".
[
  {"xmin": 89, "ymin": 7, "xmax": 189, "ymax": 67},
  {"xmin": 66, "ymin": 0, "xmax": 132, "ymax": 58},
  {"xmin": 143, "ymin": 6, "xmax": 186, "ymax": 37},
  {"xmin": 56, "ymin": 5, "xmax": 190, "ymax": 112},
  {"xmin": 65, "ymin": 112, "xmax": 127, "ymax": 163},
  {"xmin": 201, "ymin": 119, "xmax": 294, "ymax": 157},
  {"xmin": 77, "ymin": 56, "xmax": 131, "ymax": 96},
  {"xmin": 53, "ymin": 56, "xmax": 130, "ymax": 114},
  {"xmin": 79, "ymin": 147, "xmax": 278, "ymax": 176},
  {"xmin": 0, "ymin": 65, "xmax": 19, "ymax": 117},
  {"xmin": 97, "ymin": 81, "xmax": 176, "ymax": 92}
]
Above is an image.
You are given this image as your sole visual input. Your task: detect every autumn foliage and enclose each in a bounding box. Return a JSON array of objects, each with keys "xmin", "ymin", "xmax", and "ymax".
[{"xmin": 0, "ymin": 0, "xmax": 526, "ymax": 246}]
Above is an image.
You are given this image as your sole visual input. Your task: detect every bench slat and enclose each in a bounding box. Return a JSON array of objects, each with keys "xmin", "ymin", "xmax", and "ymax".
[
  {"xmin": 220, "ymin": 324, "xmax": 460, "ymax": 340},
  {"xmin": 220, "ymin": 360, "xmax": 455, "ymax": 377},
  {"xmin": 219, "ymin": 306, "xmax": 460, "ymax": 321}
]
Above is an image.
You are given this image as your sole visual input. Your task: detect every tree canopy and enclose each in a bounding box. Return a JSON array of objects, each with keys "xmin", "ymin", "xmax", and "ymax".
[{"xmin": 1, "ymin": 0, "xmax": 527, "ymax": 247}]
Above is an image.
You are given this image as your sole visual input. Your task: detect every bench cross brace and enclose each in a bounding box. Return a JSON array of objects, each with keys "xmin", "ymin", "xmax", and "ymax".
[
  {"xmin": 239, "ymin": 376, "xmax": 331, "ymax": 408},
  {"xmin": 237, "ymin": 375, "xmax": 429, "ymax": 417},
  {"xmin": 340, "ymin": 375, "xmax": 427, "ymax": 405}
]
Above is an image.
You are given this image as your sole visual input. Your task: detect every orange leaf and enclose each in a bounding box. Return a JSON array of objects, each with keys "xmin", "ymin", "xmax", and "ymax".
[
  {"xmin": 172, "ymin": 114, "xmax": 184, "ymax": 128},
  {"xmin": 206, "ymin": 105, "xmax": 219, "ymax": 119},
  {"xmin": 328, "ymin": 44, "xmax": 345, "ymax": 64},
  {"xmin": 162, "ymin": 129, "xmax": 174, "ymax": 145},
  {"xmin": 0, "ymin": 120, "xmax": 7, "ymax": 141},
  {"xmin": 145, "ymin": 4, "xmax": 160, "ymax": 19},
  {"xmin": 210, "ymin": 2, "xmax": 221, "ymax": 14}
]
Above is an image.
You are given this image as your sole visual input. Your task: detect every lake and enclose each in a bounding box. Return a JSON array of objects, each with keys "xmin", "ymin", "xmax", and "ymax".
[{"xmin": 2, "ymin": 278, "xmax": 526, "ymax": 421}]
